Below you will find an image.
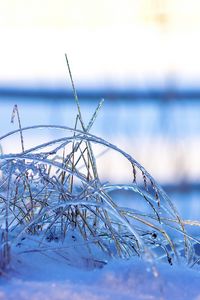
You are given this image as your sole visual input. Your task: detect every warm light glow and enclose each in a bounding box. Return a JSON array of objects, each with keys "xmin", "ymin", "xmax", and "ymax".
[{"xmin": 0, "ymin": 1, "xmax": 200, "ymax": 88}]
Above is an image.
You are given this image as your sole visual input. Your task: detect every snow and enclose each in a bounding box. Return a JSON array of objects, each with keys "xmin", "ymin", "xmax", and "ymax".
[{"xmin": 0, "ymin": 248, "xmax": 199, "ymax": 300}]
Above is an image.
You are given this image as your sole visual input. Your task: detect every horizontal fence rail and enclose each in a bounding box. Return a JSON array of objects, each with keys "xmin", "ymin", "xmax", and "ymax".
[{"xmin": 1, "ymin": 87, "xmax": 200, "ymax": 100}]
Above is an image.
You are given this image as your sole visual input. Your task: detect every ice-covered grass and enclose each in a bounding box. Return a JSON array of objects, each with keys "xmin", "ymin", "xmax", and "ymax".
[
  {"xmin": 0, "ymin": 56, "xmax": 199, "ymax": 299},
  {"xmin": 1, "ymin": 121, "xmax": 200, "ymax": 269}
]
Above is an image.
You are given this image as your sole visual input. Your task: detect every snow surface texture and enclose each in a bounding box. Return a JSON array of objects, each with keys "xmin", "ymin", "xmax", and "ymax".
[{"xmin": 1, "ymin": 256, "xmax": 200, "ymax": 300}]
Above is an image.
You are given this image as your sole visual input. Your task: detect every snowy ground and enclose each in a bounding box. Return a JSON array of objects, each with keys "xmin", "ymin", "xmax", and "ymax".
[{"xmin": 0, "ymin": 250, "xmax": 199, "ymax": 300}]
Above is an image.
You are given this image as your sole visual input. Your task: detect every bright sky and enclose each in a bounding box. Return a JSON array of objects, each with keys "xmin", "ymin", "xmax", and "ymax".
[{"xmin": 0, "ymin": 0, "xmax": 200, "ymax": 88}]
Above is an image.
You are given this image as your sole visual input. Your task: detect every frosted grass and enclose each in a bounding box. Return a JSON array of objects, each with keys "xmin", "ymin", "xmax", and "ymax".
[{"xmin": 0, "ymin": 56, "xmax": 199, "ymax": 273}]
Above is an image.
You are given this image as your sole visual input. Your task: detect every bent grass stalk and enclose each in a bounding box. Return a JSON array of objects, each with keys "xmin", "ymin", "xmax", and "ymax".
[{"xmin": 0, "ymin": 56, "xmax": 199, "ymax": 272}]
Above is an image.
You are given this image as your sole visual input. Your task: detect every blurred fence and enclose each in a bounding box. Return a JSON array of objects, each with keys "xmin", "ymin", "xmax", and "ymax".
[{"xmin": 0, "ymin": 89, "xmax": 200, "ymax": 188}]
